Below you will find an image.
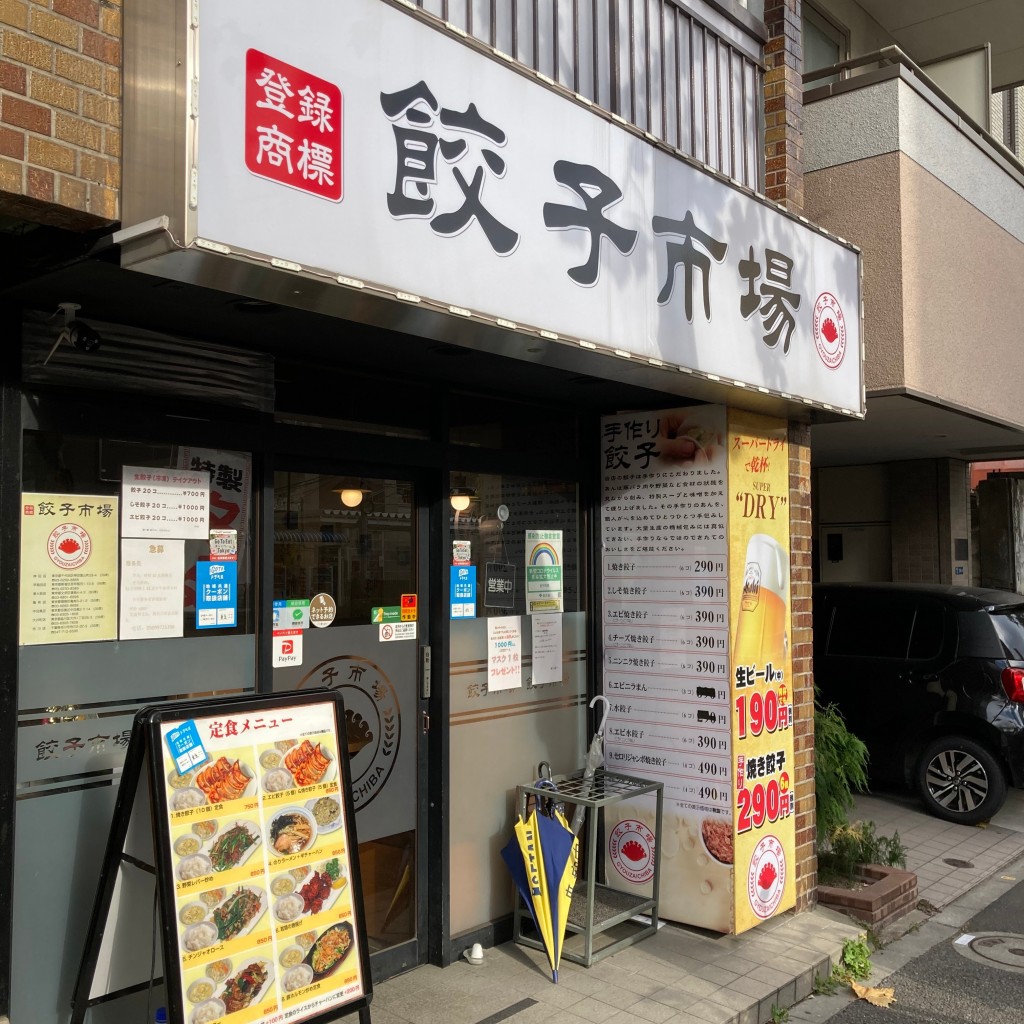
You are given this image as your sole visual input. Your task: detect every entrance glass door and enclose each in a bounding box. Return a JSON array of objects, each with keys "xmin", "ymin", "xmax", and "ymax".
[{"xmin": 270, "ymin": 468, "xmax": 426, "ymax": 977}]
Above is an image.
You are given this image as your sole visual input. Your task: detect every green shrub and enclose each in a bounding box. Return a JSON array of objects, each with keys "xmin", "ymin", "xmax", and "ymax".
[
  {"xmin": 834, "ymin": 936, "xmax": 873, "ymax": 983},
  {"xmin": 819, "ymin": 820, "xmax": 908, "ymax": 884},
  {"xmin": 814, "ymin": 701, "xmax": 869, "ymax": 842}
]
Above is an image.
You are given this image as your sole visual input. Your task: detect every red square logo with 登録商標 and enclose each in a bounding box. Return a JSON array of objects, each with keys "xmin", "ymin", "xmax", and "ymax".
[{"xmin": 244, "ymin": 48, "xmax": 343, "ymax": 202}]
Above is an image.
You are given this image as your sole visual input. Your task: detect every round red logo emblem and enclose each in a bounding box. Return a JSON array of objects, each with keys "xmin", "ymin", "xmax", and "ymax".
[
  {"xmin": 747, "ymin": 834, "xmax": 786, "ymax": 919},
  {"xmin": 812, "ymin": 292, "xmax": 847, "ymax": 369},
  {"xmin": 47, "ymin": 522, "xmax": 92, "ymax": 570},
  {"xmin": 609, "ymin": 818, "xmax": 656, "ymax": 884}
]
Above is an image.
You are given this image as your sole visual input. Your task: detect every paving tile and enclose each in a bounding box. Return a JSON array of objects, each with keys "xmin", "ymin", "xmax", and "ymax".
[
  {"xmin": 524, "ymin": 980, "xmax": 587, "ymax": 1010},
  {"xmin": 746, "ymin": 965, "xmax": 793, "ymax": 988},
  {"xmin": 663, "ymin": 1011, "xmax": 719, "ymax": 1024},
  {"xmin": 668, "ymin": 974, "xmax": 724, "ymax": 999},
  {"xmin": 359, "ymin": 1008, "xmax": 410, "ymax": 1024},
  {"xmin": 586, "ymin": 981, "xmax": 645, "ymax": 1011},
  {"xmin": 567, "ymin": 996, "xmax": 630, "ymax": 1023},
  {"xmin": 704, "ymin": 986, "xmax": 759, "ymax": 1013},
  {"xmin": 506, "ymin": 1008, "xmax": 590, "ymax": 1024},
  {"xmin": 759, "ymin": 994, "xmax": 784, "ymax": 1024},
  {"xmin": 768, "ymin": 954, "xmax": 823, "ymax": 977},
  {"xmin": 384, "ymin": 988, "xmax": 507, "ymax": 1024},
  {"xmin": 647, "ymin": 985, "xmax": 702, "ymax": 1012},
  {"xmin": 774, "ymin": 980, "xmax": 797, "ymax": 1008},
  {"xmin": 717, "ymin": 956, "xmax": 763, "ymax": 976},
  {"xmin": 635, "ymin": 955, "xmax": 711, "ymax": 982},
  {"xmin": 692, "ymin": 963, "xmax": 741, "ymax": 987},
  {"xmin": 609, "ymin": 998, "xmax": 681, "ymax": 1024},
  {"xmin": 781, "ymin": 945, "xmax": 832, "ymax": 967},
  {"xmin": 793, "ymin": 968, "xmax": 815, "ymax": 1002},
  {"xmin": 596, "ymin": 965, "xmax": 667, "ymax": 998},
  {"xmin": 735, "ymin": 1006, "xmax": 759, "ymax": 1024},
  {"xmin": 683, "ymin": 997, "xmax": 739, "ymax": 1023},
  {"xmin": 729, "ymin": 974, "xmax": 782, "ymax": 1000}
]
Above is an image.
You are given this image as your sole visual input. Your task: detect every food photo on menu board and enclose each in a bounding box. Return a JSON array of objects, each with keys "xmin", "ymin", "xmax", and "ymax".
[{"xmin": 156, "ymin": 698, "xmax": 366, "ymax": 1024}]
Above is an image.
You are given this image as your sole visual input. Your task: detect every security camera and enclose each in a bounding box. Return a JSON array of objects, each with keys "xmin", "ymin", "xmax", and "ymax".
[
  {"xmin": 42, "ymin": 303, "xmax": 102, "ymax": 365},
  {"xmin": 62, "ymin": 319, "xmax": 102, "ymax": 353}
]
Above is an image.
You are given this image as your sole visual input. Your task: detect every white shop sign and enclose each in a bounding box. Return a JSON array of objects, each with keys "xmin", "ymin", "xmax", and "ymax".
[{"xmin": 187, "ymin": 0, "xmax": 862, "ymax": 414}]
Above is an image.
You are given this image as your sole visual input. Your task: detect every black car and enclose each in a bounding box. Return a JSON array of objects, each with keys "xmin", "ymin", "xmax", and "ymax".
[{"xmin": 813, "ymin": 582, "xmax": 1024, "ymax": 824}]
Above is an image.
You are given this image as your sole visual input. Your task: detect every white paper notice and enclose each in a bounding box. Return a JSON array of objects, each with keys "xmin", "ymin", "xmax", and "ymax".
[
  {"xmin": 121, "ymin": 465, "xmax": 210, "ymax": 539},
  {"xmin": 525, "ymin": 529, "xmax": 563, "ymax": 613},
  {"xmin": 119, "ymin": 539, "xmax": 185, "ymax": 639},
  {"xmin": 530, "ymin": 613, "xmax": 563, "ymax": 685},
  {"xmin": 487, "ymin": 615, "xmax": 523, "ymax": 692}
]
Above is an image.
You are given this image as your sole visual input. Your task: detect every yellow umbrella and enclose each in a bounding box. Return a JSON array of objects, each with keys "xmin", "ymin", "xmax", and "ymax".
[{"xmin": 505, "ymin": 796, "xmax": 578, "ymax": 982}]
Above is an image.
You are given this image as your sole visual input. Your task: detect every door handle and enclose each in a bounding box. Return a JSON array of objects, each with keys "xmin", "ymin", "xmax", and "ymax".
[{"xmin": 421, "ymin": 645, "xmax": 432, "ymax": 699}]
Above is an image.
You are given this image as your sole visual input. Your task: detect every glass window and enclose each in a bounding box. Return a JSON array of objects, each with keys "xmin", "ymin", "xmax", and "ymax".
[
  {"xmin": 828, "ymin": 599, "xmax": 913, "ymax": 659},
  {"xmin": 803, "ymin": 3, "xmax": 849, "ymax": 86},
  {"xmin": 990, "ymin": 608, "xmax": 1024, "ymax": 660},
  {"xmin": 908, "ymin": 602, "xmax": 944, "ymax": 660},
  {"xmin": 447, "ymin": 469, "xmax": 586, "ymax": 935},
  {"xmin": 273, "ymin": 471, "xmax": 420, "ymax": 957},
  {"xmin": 273, "ymin": 472, "xmax": 416, "ymax": 623},
  {"xmin": 14, "ymin": 428, "xmax": 257, "ymax": 1024},
  {"xmin": 448, "ymin": 471, "xmax": 581, "ymax": 614},
  {"xmin": 22, "ymin": 430, "xmax": 255, "ymax": 639}
]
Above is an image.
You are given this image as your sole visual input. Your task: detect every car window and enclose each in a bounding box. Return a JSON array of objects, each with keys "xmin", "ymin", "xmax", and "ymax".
[
  {"xmin": 826, "ymin": 597, "xmax": 914, "ymax": 659},
  {"xmin": 989, "ymin": 607, "xmax": 1024, "ymax": 660},
  {"xmin": 908, "ymin": 601, "xmax": 944, "ymax": 660}
]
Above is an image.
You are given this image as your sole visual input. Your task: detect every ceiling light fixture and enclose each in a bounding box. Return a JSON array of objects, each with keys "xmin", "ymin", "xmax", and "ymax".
[
  {"xmin": 334, "ymin": 488, "xmax": 366, "ymax": 508},
  {"xmin": 450, "ymin": 487, "xmax": 476, "ymax": 512}
]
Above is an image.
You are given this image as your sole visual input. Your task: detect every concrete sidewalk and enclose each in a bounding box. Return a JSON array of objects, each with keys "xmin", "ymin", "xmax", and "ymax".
[{"xmin": 369, "ymin": 788, "xmax": 1024, "ymax": 1024}]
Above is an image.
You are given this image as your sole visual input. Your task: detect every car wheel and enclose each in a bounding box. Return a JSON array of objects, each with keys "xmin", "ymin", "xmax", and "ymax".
[{"xmin": 916, "ymin": 736, "xmax": 1007, "ymax": 825}]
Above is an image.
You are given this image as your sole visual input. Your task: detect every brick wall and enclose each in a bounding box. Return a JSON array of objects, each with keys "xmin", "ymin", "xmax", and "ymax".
[
  {"xmin": 789, "ymin": 420, "xmax": 816, "ymax": 909},
  {"xmin": 763, "ymin": 0, "xmax": 803, "ymax": 213},
  {"xmin": 0, "ymin": 0, "xmax": 120, "ymax": 228}
]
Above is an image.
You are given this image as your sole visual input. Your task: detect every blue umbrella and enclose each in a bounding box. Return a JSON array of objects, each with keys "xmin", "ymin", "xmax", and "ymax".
[
  {"xmin": 502, "ymin": 782, "xmax": 579, "ymax": 982},
  {"xmin": 501, "ymin": 779, "xmax": 558, "ymax": 918}
]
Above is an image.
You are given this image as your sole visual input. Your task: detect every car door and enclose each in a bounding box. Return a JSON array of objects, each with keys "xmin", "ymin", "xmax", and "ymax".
[
  {"xmin": 901, "ymin": 596, "xmax": 953, "ymax": 725},
  {"xmin": 816, "ymin": 591, "xmax": 918, "ymax": 778}
]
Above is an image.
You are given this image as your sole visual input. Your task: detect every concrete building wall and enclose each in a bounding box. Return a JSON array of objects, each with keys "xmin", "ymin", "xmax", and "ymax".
[
  {"xmin": 803, "ymin": 151, "xmax": 906, "ymax": 390},
  {"xmin": 805, "ymin": 106, "xmax": 1024, "ymax": 426},
  {"xmin": 0, "ymin": 0, "xmax": 120, "ymax": 227},
  {"xmin": 900, "ymin": 153, "xmax": 1024, "ymax": 418}
]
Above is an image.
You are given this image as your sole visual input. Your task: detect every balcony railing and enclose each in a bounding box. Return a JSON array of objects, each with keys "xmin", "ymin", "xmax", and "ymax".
[
  {"xmin": 404, "ymin": 0, "xmax": 766, "ymax": 190},
  {"xmin": 803, "ymin": 45, "xmax": 1024, "ymax": 183}
]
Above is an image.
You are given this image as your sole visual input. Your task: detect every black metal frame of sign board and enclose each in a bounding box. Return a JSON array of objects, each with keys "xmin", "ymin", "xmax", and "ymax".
[{"xmin": 72, "ymin": 688, "xmax": 373, "ymax": 1024}]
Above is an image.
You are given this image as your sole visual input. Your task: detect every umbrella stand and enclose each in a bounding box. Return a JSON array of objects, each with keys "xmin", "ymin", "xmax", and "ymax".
[
  {"xmin": 570, "ymin": 695, "xmax": 610, "ymax": 835},
  {"xmin": 512, "ymin": 769, "xmax": 664, "ymax": 971}
]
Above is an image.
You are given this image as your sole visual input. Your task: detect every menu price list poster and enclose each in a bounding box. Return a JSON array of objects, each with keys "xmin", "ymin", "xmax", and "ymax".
[
  {"xmin": 122, "ymin": 465, "xmax": 211, "ymax": 540},
  {"xmin": 600, "ymin": 405, "xmax": 735, "ymax": 932},
  {"xmin": 150, "ymin": 692, "xmax": 370, "ymax": 1024}
]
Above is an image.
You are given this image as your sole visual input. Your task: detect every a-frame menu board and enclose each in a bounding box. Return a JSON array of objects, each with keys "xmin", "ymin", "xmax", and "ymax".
[{"xmin": 74, "ymin": 689, "xmax": 371, "ymax": 1024}]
